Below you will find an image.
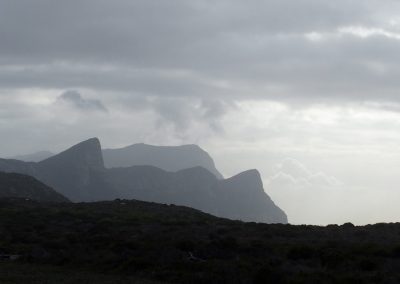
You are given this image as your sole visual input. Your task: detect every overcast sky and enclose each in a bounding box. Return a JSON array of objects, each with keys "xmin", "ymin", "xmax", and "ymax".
[{"xmin": 2, "ymin": 0, "xmax": 400, "ymax": 225}]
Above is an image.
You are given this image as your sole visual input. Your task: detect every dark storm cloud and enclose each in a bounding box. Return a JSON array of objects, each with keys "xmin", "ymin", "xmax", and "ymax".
[{"xmin": 56, "ymin": 90, "xmax": 108, "ymax": 112}]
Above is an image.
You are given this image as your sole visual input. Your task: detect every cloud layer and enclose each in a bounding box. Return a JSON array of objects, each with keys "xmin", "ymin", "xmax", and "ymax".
[{"xmin": 1, "ymin": 0, "xmax": 400, "ymax": 104}]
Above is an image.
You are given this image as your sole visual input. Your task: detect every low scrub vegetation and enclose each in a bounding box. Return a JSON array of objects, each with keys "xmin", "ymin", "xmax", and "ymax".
[{"xmin": 1, "ymin": 198, "xmax": 400, "ymax": 283}]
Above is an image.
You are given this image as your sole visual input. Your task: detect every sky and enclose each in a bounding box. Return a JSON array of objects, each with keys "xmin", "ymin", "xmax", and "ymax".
[{"xmin": 1, "ymin": 0, "xmax": 400, "ymax": 225}]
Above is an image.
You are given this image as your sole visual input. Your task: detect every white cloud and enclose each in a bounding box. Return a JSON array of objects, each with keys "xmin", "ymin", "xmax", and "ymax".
[
  {"xmin": 268, "ymin": 158, "xmax": 342, "ymax": 189},
  {"xmin": 338, "ymin": 26, "xmax": 400, "ymax": 40}
]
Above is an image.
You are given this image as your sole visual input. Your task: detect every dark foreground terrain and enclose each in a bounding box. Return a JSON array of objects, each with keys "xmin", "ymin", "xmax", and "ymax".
[{"xmin": 1, "ymin": 199, "xmax": 400, "ymax": 283}]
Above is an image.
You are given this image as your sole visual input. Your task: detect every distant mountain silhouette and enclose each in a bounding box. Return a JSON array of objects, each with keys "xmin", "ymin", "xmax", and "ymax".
[
  {"xmin": 103, "ymin": 143, "xmax": 224, "ymax": 179},
  {"xmin": 9, "ymin": 151, "xmax": 54, "ymax": 162},
  {"xmin": 0, "ymin": 138, "xmax": 287, "ymax": 223},
  {"xmin": 0, "ymin": 172, "xmax": 69, "ymax": 202}
]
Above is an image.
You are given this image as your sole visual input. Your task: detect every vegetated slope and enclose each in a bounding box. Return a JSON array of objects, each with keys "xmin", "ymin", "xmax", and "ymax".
[
  {"xmin": 103, "ymin": 143, "xmax": 224, "ymax": 179},
  {"xmin": 0, "ymin": 138, "xmax": 287, "ymax": 223},
  {"xmin": 1, "ymin": 199, "xmax": 400, "ymax": 283},
  {"xmin": 0, "ymin": 172, "xmax": 69, "ymax": 202}
]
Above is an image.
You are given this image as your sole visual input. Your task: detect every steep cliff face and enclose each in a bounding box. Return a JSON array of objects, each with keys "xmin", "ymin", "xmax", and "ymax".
[
  {"xmin": 0, "ymin": 172, "xmax": 69, "ymax": 202},
  {"xmin": 39, "ymin": 138, "xmax": 104, "ymax": 171},
  {"xmin": 217, "ymin": 170, "xmax": 288, "ymax": 223},
  {"xmin": 103, "ymin": 143, "xmax": 224, "ymax": 179}
]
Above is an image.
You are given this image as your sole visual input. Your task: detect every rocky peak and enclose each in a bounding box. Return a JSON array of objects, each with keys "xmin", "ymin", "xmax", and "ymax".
[
  {"xmin": 223, "ymin": 169, "xmax": 264, "ymax": 193},
  {"xmin": 39, "ymin": 138, "xmax": 104, "ymax": 170}
]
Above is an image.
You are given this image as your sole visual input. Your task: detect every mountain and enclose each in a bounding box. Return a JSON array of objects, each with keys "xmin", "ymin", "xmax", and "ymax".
[
  {"xmin": 0, "ymin": 138, "xmax": 287, "ymax": 223},
  {"xmin": 0, "ymin": 172, "xmax": 69, "ymax": 202},
  {"xmin": 35, "ymin": 138, "xmax": 116, "ymax": 201},
  {"xmin": 9, "ymin": 151, "xmax": 54, "ymax": 162},
  {"xmin": 0, "ymin": 138, "xmax": 116, "ymax": 202},
  {"xmin": 107, "ymin": 166, "xmax": 287, "ymax": 223},
  {"xmin": 103, "ymin": 143, "xmax": 224, "ymax": 179}
]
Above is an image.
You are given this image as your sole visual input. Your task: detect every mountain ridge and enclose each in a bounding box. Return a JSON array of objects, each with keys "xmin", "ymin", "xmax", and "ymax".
[
  {"xmin": 103, "ymin": 142, "xmax": 224, "ymax": 179},
  {"xmin": 0, "ymin": 138, "xmax": 288, "ymax": 223}
]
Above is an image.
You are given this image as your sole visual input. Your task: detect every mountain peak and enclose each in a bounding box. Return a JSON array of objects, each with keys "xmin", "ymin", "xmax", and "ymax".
[
  {"xmin": 234, "ymin": 169, "xmax": 261, "ymax": 180},
  {"xmin": 224, "ymin": 169, "xmax": 263, "ymax": 193},
  {"xmin": 39, "ymin": 138, "xmax": 104, "ymax": 170}
]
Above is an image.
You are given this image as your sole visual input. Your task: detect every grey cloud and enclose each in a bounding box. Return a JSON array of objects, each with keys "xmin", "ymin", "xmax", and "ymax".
[
  {"xmin": 152, "ymin": 97, "xmax": 231, "ymax": 134},
  {"xmin": 56, "ymin": 90, "xmax": 108, "ymax": 112},
  {"xmin": 2, "ymin": 0, "xmax": 400, "ymax": 106},
  {"xmin": 0, "ymin": 0, "xmax": 375, "ymax": 64}
]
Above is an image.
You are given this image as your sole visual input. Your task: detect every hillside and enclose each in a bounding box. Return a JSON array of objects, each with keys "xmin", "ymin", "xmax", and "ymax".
[
  {"xmin": 1, "ymin": 199, "xmax": 400, "ymax": 283},
  {"xmin": 0, "ymin": 172, "xmax": 69, "ymax": 202}
]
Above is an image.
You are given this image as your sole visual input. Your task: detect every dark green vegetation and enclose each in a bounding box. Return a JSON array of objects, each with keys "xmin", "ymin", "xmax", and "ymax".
[
  {"xmin": 1, "ymin": 199, "xmax": 400, "ymax": 283},
  {"xmin": 0, "ymin": 172, "xmax": 69, "ymax": 203}
]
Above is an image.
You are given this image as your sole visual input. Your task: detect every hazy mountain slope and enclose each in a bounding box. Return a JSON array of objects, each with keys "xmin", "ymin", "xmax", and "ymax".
[
  {"xmin": 0, "ymin": 158, "xmax": 35, "ymax": 175},
  {"xmin": 107, "ymin": 166, "xmax": 219, "ymax": 214},
  {"xmin": 0, "ymin": 138, "xmax": 287, "ymax": 223},
  {"xmin": 217, "ymin": 170, "xmax": 287, "ymax": 223},
  {"xmin": 107, "ymin": 166, "xmax": 287, "ymax": 223},
  {"xmin": 8, "ymin": 151, "xmax": 54, "ymax": 162},
  {"xmin": 103, "ymin": 143, "xmax": 224, "ymax": 179},
  {"xmin": 0, "ymin": 172, "xmax": 69, "ymax": 202}
]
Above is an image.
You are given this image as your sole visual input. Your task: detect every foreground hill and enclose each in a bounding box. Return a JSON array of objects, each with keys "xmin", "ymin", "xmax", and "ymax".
[
  {"xmin": 103, "ymin": 143, "xmax": 224, "ymax": 179},
  {"xmin": 1, "ymin": 199, "xmax": 400, "ymax": 283},
  {"xmin": 0, "ymin": 138, "xmax": 287, "ymax": 223},
  {"xmin": 0, "ymin": 172, "xmax": 69, "ymax": 202}
]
